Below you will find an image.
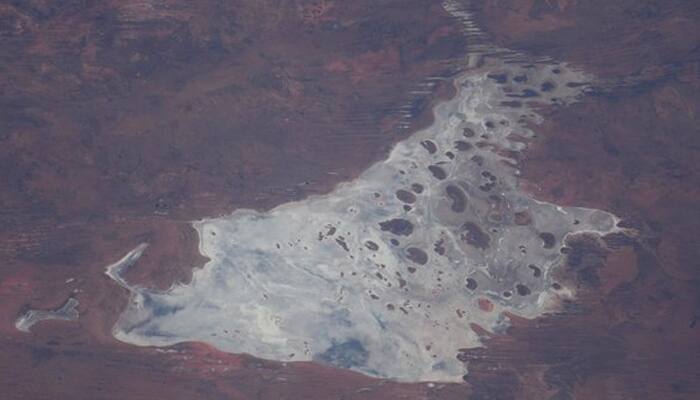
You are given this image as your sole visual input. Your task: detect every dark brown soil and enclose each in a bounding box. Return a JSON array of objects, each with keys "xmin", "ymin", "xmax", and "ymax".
[
  {"xmin": 456, "ymin": 1, "xmax": 700, "ymax": 399},
  {"xmin": 2, "ymin": 0, "xmax": 699, "ymax": 399}
]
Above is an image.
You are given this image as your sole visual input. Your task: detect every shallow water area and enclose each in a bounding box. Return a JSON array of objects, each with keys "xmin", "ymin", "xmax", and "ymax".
[{"xmin": 108, "ymin": 58, "xmax": 621, "ymax": 382}]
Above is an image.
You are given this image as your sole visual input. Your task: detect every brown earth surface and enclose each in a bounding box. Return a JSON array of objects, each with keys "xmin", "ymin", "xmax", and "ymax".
[
  {"xmin": 459, "ymin": 1, "xmax": 700, "ymax": 399},
  {"xmin": 0, "ymin": 1, "xmax": 471, "ymax": 398},
  {"xmin": 1, "ymin": 0, "xmax": 699, "ymax": 399}
]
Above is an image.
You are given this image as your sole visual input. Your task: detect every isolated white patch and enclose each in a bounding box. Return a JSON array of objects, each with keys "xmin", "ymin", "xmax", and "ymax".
[{"xmin": 16, "ymin": 298, "xmax": 79, "ymax": 333}]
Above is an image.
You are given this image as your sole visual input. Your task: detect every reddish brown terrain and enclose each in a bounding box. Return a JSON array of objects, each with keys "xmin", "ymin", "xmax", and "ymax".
[
  {"xmin": 460, "ymin": 1, "xmax": 700, "ymax": 399},
  {"xmin": 1, "ymin": 0, "xmax": 699, "ymax": 399}
]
